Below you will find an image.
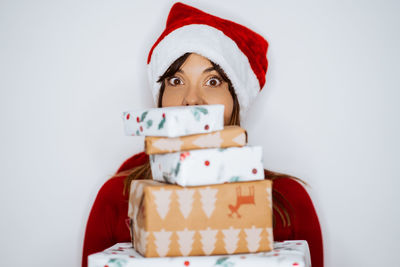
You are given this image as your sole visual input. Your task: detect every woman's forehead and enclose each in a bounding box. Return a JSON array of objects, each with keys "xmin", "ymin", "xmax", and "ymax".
[{"xmin": 178, "ymin": 53, "xmax": 215, "ymax": 74}]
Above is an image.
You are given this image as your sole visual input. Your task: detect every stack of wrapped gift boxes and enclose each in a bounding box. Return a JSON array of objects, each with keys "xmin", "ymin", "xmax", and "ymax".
[{"xmin": 88, "ymin": 104, "xmax": 311, "ymax": 266}]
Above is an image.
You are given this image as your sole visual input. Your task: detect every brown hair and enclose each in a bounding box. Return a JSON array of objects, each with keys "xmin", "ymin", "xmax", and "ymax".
[{"xmin": 122, "ymin": 53, "xmax": 296, "ymax": 227}]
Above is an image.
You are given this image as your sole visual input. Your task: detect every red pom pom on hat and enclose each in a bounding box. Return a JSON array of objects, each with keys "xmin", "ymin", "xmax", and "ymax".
[{"xmin": 147, "ymin": 2, "xmax": 269, "ymax": 119}]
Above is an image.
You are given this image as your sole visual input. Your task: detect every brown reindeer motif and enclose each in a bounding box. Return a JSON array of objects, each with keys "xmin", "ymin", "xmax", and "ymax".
[{"xmin": 228, "ymin": 186, "xmax": 255, "ymax": 218}]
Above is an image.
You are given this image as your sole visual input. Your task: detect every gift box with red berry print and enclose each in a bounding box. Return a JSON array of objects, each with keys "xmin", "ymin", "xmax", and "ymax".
[
  {"xmin": 149, "ymin": 146, "xmax": 264, "ymax": 186},
  {"xmin": 122, "ymin": 105, "xmax": 224, "ymax": 137},
  {"xmin": 88, "ymin": 240, "xmax": 310, "ymax": 267}
]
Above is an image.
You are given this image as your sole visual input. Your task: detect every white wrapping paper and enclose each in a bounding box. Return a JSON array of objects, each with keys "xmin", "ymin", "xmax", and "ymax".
[
  {"xmin": 122, "ymin": 105, "xmax": 224, "ymax": 137},
  {"xmin": 150, "ymin": 146, "xmax": 264, "ymax": 186},
  {"xmin": 88, "ymin": 240, "xmax": 311, "ymax": 267}
]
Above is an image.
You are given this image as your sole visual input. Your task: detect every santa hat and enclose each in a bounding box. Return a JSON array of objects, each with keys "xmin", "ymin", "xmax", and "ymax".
[{"xmin": 147, "ymin": 2, "xmax": 269, "ymax": 119}]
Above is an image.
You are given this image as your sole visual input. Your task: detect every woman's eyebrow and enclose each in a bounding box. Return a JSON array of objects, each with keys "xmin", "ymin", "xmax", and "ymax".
[
  {"xmin": 175, "ymin": 67, "xmax": 216, "ymax": 74},
  {"xmin": 203, "ymin": 67, "xmax": 216, "ymax": 73}
]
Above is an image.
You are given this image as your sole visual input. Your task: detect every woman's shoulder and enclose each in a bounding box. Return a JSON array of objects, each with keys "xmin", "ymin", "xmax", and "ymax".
[
  {"xmin": 265, "ymin": 169, "xmax": 309, "ymax": 195},
  {"xmin": 264, "ymin": 169, "xmax": 317, "ymax": 212},
  {"xmin": 96, "ymin": 151, "xmax": 149, "ymax": 202},
  {"xmin": 116, "ymin": 151, "xmax": 149, "ymax": 173}
]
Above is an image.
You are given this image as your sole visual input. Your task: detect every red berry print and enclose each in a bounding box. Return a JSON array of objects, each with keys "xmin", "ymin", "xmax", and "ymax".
[
  {"xmin": 240, "ymin": 255, "xmax": 246, "ymax": 259},
  {"xmin": 296, "ymin": 242, "xmax": 302, "ymax": 245},
  {"xmin": 136, "ymin": 116, "xmax": 140, "ymax": 123},
  {"xmin": 205, "ymin": 160, "xmax": 210, "ymax": 166},
  {"xmin": 126, "ymin": 113, "xmax": 130, "ymax": 120},
  {"xmin": 162, "ymin": 113, "xmax": 166, "ymax": 118},
  {"xmin": 129, "ymin": 255, "xmax": 135, "ymax": 258},
  {"xmin": 252, "ymin": 168, "xmax": 257, "ymax": 174},
  {"xmin": 293, "ymin": 263, "xmax": 299, "ymax": 266},
  {"xmin": 180, "ymin": 152, "xmax": 190, "ymax": 161},
  {"xmin": 204, "ymin": 124, "xmax": 209, "ymax": 130},
  {"xmin": 184, "ymin": 261, "xmax": 190, "ymax": 266},
  {"xmin": 140, "ymin": 126, "xmax": 143, "ymax": 132},
  {"xmin": 273, "ymin": 253, "xmax": 279, "ymax": 256}
]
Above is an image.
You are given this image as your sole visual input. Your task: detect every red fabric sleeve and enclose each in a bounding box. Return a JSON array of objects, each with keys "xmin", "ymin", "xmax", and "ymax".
[
  {"xmin": 81, "ymin": 152, "xmax": 149, "ymax": 267},
  {"xmin": 273, "ymin": 177, "xmax": 324, "ymax": 267}
]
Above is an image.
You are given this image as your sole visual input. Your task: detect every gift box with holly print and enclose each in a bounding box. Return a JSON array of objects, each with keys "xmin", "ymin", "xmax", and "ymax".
[
  {"xmin": 150, "ymin": 146, "xmax": 264, "ymax": 187},
  {"xmin": 127, "ymin": 179, "xmax": 273, "ymax": 258},
  {"xmin": 122, "ymin": 105, "xmax": 224, "ymax": 137},
  {"xmin": 144, "ymin": 126, "xmax": 247, "ymax": 155},
  {"xmin": 88, "ymin": 240, "xmax": 310, "ymax": 267}
]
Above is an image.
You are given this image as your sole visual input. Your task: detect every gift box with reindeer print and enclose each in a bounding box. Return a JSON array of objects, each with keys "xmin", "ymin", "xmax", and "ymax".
[{"xmin": 128, "ymin": 179, "xmax": 273, "ymax": 257}]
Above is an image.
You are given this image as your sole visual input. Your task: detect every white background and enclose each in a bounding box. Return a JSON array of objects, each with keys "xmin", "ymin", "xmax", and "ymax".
[{"xmin": 0, "ymin": 0, "xmax": 399, "ymax": 266}]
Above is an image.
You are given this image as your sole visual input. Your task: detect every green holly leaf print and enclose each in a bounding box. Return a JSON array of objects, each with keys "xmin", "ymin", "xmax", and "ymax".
[
  {"xmin": 140, "ymin": 111, "xmax": 148, "ymax": 122},
  {"xmin": 215, "ymin": 257, "xmax": 229, "ymax": 265},
  {"xmin": 107, "ymin": 258, "xmax": 127, "ymax": 267},
  {"xmin": 195, "ymin": 107, "xmax": 208, "ymax": 115},
  {"xmin": 158, "ymin": 117, "xmax": 166, "ymax": 129},
  {"xmin": 191, "ymin": 109, "xmax": 200, "ymax": 121},
  {"xmin": 146, "ymin": 120, "xmax": 153, "ymax": 129},
  {"xmin": 136, "ymin": 130, "xmax": 140, "ymax": 136},
  {"xmin": 174, "ymin": 162, "xmax": 181, "ymax": 177},
  {"xmin": 229, "ymin": 176, "xmax": 240, "ymax": 182},
  {"xmin": 162, "ymin": 173, "xmax": 170, "ymax": 183}
]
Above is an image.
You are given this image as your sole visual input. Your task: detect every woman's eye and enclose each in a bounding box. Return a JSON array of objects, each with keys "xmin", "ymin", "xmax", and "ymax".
[
  {"xmin": 167, "ymin": 77, "xmax": 183, "ymax": 86},
  {"xmin": 206, "ymin": 76, "xmax": 222, "ymax": 87}
]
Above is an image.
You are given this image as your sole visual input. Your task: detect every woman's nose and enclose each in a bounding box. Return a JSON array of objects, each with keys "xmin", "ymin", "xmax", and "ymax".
[{"xmin": 182, "ymin": 86, "xmax": 205, "ymax": 106}]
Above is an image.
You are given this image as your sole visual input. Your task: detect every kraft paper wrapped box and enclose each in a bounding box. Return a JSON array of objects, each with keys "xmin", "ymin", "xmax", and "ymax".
[
  {"xmin": 128, "ymin": 179, "xmax": 273, "ymax": 258},
  {"xmin": 149, "ymin": 146, "xmax": 264, "ymax": 186},
  {"xmin": 122, "ymin": 104, "xmax": 224, "ymax": 137},
  {"xmin": 144, "ymin": 126, "xmax": 247, "ymax": 154},
  {"xmin": 88, "ymin": 240, "xmax": 311, "ymax": 267}
]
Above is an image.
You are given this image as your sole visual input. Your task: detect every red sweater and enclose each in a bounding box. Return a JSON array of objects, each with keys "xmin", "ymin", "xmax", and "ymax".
[{"xmin": 82, "ymin": 152, "xmax": 323, "ymax": 267}]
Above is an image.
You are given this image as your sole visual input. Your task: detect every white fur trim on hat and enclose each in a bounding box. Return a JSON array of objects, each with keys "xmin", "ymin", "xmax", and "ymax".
[{"xmin": 147, "ymin": 24, "xmax": 260, "ymax": 120}]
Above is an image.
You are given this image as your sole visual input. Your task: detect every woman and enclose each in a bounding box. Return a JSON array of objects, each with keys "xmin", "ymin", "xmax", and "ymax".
[{"xmin": 82, "ymin": 2, "xmax": 323, "ymax": 267}]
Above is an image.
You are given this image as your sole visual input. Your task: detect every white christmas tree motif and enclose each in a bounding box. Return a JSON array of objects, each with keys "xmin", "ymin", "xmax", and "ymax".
[
  {"xmin": 134, "ymin": 182, "xmax": 144, "ymax": 200},
  {"xmin": 132, "ymin": 222, "xmax": 139, "ymax": 250},
  {"xmin": 266, "ymin": 227, "xmax": 273, "ymax": 247},
  {"xmin": 153, "ymin": 229, "xmax": 172, "ymax": 257},
  {"xmin": 176, "ymin": 189, "xmax": 194, "ymax": 219},
  {"xmin": 127, "ymin": 197, "xmax": 135, "ymax": 218},
  {"xmin": 176, "ymin": 228, "xmax": 195, "ymax": 256},
  {"xmin": 151, "ymin": 188, "xmax": 172, "ymax": 220},
  {"xmin": 232, "ymin": 132, "xmax": 246, "ymax": 145},
  {"xmin": 136, "ymin": 227, "xmax": 148, "ymax": 255},
  {"xmin": 153, "ymin": 137, "xmax": 183, "ymax": 152},
  {"xmin": 192, "ymin": 131, "xmax": 223, "ymax": 148},
  {"xmin": 199, "ymin": 227, "xmax": 218, "ymax": 255},
  {"xmin": 222, "ymin": 227, "xmax": 241, "ymax": 254},
  {"xmin": 266, "ymin": 187, "xmax": 272, "ymax": 209},
  {"xmin": 244, "ymin": 226, "xmax": 263, "ymax": 252},
  {"xmin": 198, "ymin": 187, "xmax": 218, "ymax": 218}
]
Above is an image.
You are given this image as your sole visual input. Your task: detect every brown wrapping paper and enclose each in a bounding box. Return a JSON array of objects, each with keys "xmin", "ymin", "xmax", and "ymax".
[
  {"xmin": 144, "ymin": 126, "xmax": 247, "ymax": 154},
  {"xmin": 128, "ymin": 179, "xmax": 273, "ymax": 257}
]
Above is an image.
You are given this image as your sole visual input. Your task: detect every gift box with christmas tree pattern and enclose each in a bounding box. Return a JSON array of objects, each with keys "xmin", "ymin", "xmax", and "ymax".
[
  {"xmin": 149, "ymin": 146, "xmax": 264, "ymax": 186},
  {"xmin": 127, "ymin": 179, "xmax": 273, "ymax": 257},
  {"xmin": 122, "ymin": 105, "xmax": 224, "ymax": 137}
]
